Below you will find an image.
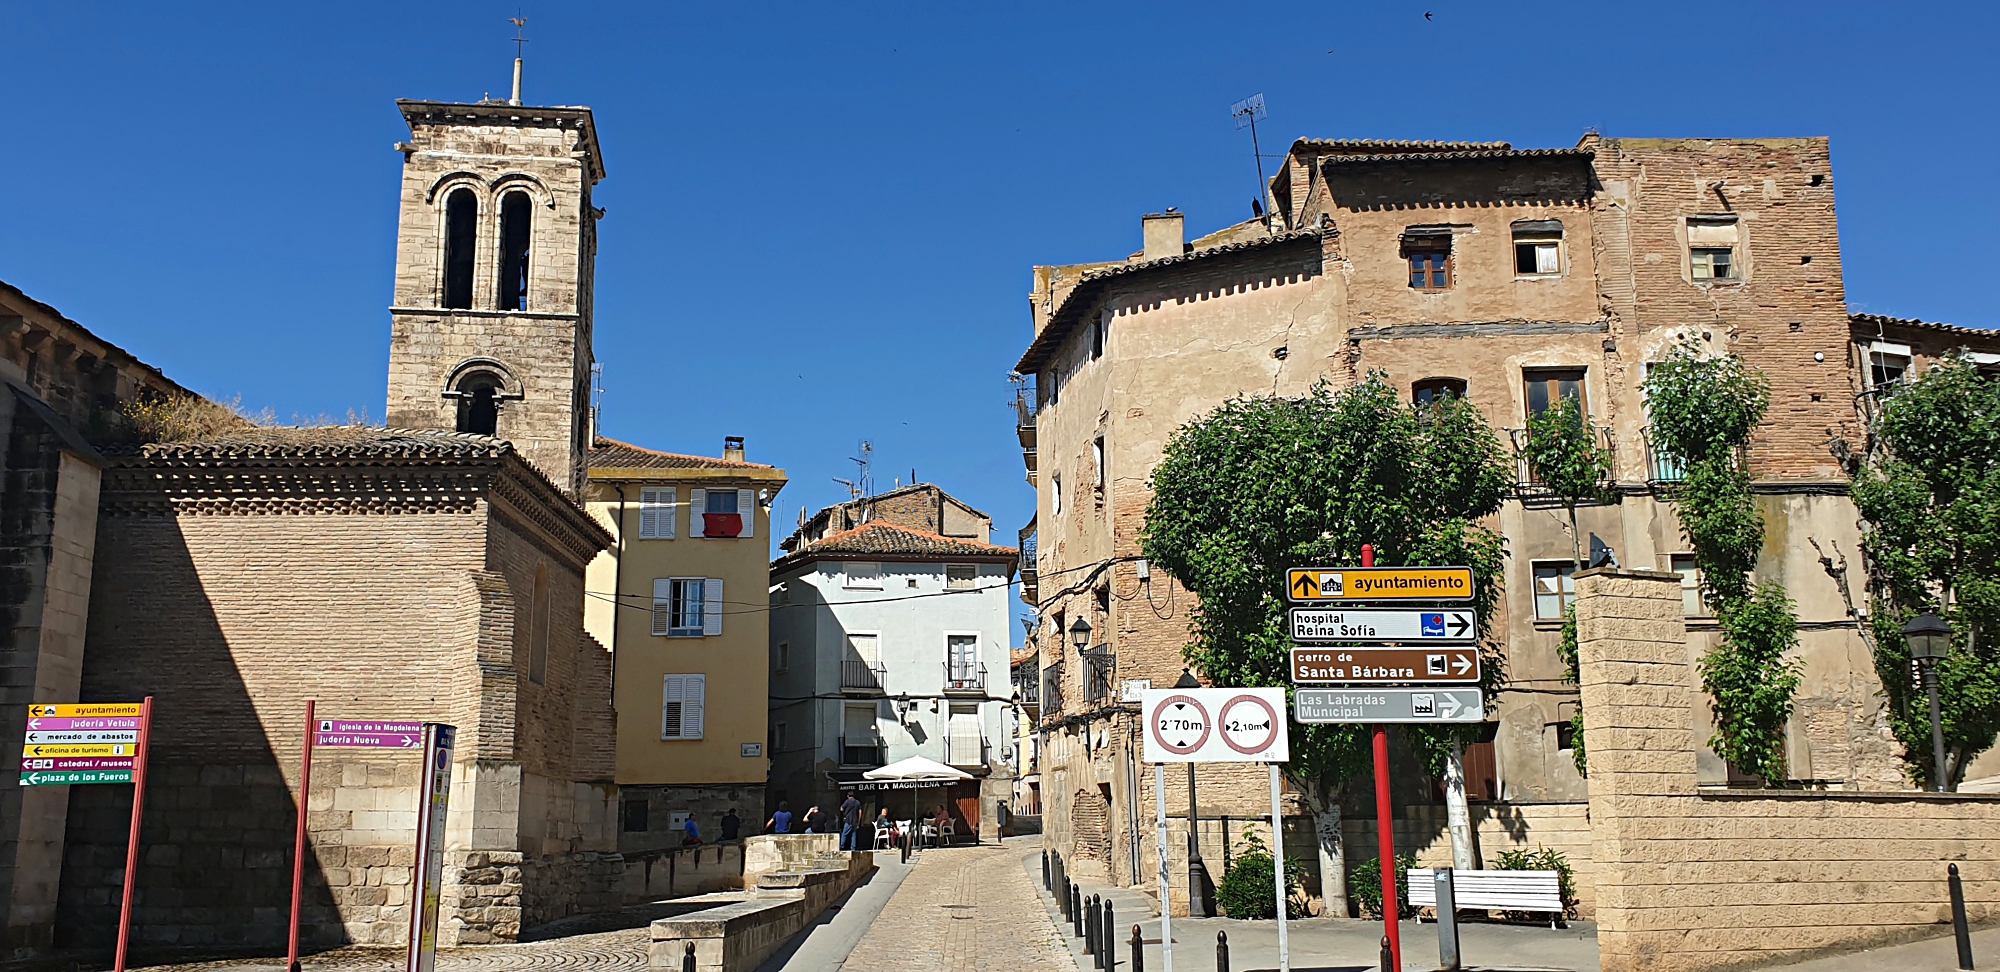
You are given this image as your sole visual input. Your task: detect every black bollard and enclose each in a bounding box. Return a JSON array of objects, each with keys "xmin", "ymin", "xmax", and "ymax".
[
  {"xmin": 683, "ymin": 940, "xmax": 696, "ymax": 972},
  {"xmin": 1043, "ymin": 849, "xmax": 1051, "ymax": 890},
  {"xmin": 1085, "ymin": 894, "xmax": 1098, "ymax": 957},
  {"xmin": 1102, "ymin": 900, "xmax": 1115, "ymax": 968},
  {"xmin": 1074, "ymin": 885, "xmax": 1085, "ymax": 937},
  {"xmin": 1379, "ymin": 934, "xmax": 1394, "ymax": 972},
  {"xmin": 1131, "ymin": 923, "xmax": 1145, "ymax": 972},
  {"xmin": 1216, "ymin": 930, "xmax": 1229, "ymax": 972},
  {"xmin": 1951, "ymin": 863, "xmax": 1975, "ymax": 971},
  {"xmin": 1062, "ymin": 877, "xmax": 1072, "ymax": 921}
]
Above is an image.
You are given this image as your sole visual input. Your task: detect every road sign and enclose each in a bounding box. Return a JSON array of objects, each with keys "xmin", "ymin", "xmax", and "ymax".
[
  {"xmin": 1286, "ymin": 566, "xmax": 1474, "ymax": 602},
  {"xmin": 24, "ymin": 716, "xmax": 141, "ymax": 731},
  {"xmin": 21, "ymin": 757, "xmax": 135, "ymax": 772},
  {"xmin": 1290, "ymin": 608, "xmax": 1477, "ymax": 643},
  {"xmin": 1290, "ymin": 647, "xmax": 1481, "ymax": 684},
  {"xmin": 20, "ymin": 743, "xmax": 134, "ymax": 758},
  {"xmin": 409, "ymin": 724, "xmax": 456, "ymax": 972},
  {"xmin": 24, "ymin": 730, "xmax": 140, "ymax": 744},
  {"xmin": 1141, "ymin": 687, "xmax": 1289, "ymax": 763},
  {"xmin": 20, "ymin": 769, "xmax": 134, "ymax": 786},
  {"xmin": 26, "ymin": 703, "xmax": 143, "ymax": 718},
  {"xmin": 315, "ymin": 730, "xmax": 422, "ymax": 749},
  {"xmin": 1293, "ymin": 688, "xmax": 1484, "ymax": 724},
  {"xmin": 319, "ymin": 720, "xmax": 423, "ymax": 734}
]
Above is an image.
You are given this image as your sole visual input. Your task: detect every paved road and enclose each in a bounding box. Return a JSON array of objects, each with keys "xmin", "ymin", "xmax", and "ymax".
[{"xmin": 841, "ymin": 841, "xmax": 1076, "ymax": 972}]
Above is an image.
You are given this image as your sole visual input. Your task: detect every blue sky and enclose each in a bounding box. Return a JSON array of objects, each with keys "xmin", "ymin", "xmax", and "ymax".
[{"xmin": 2, "ymin": 1, "xmax": 1994, "ymax": 627}]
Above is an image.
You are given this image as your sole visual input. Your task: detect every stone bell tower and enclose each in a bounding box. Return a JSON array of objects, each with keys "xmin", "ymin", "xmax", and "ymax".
[{"xmin": 384, "ymin": 83, "xmax": 604, "ymax": 494}]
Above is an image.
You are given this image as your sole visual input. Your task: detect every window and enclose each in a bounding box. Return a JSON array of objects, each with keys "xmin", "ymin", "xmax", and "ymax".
[
  {"xmin": 948, "ymin": 634, "xmax": 980, "ymax": 682},
  {"xmin": 622, "ymin": 799, "xmax": 649, "ymax": 833},
  {"xmin": 1870, "ymin": 347, "xmax": 1912, "ymax": 389},
  {"xmin": 662, "ymin": 674, "xmax": 706, "ymax": 740},
  {"xmin": 775, "ymin": 641, "xmax": 790, "ymax": 674},
  {"xmin": 1091, "ymin": 316, "xmax": 1104, "ymax": 360},
  {"xmin": 1051, "ymin": 474, "xmax": 1063, "ymax": 516},
  {"xmin": 1553, "ymin": 720, "xmax": 1577, "ymax": 752},
  {"xmin": 1670, "ymin": 554, "xmax": 1708, "ymax": 617},
  {"xmin": 1413, "ymin": 377, "xmax": 1468, "ymax": 406},
  {"xmin": 946, "ymin": 564, "xmax": 977, "ymax": 591},
  {"xmin": 1688, "ymin": 216, "xmax": 1738, "ymax": 281},
  {"xmin": 443, "ymin": 188, "xmax": 477, "ymax": 310},
  {"xmin": 496, "ymin": 191, "xmax": 532, "ymax": 311},
  {"xmin": 1092, "ymin": 436, "xmax": 1106, "ymax": 490},
  {"xmin": 1524, "ymin": 368, "xmax": 1587, "ymax": 417},
  {"xmin": 1513, "ymin": 219, "xmax": 1563, "ymax": 275},
  {"xmin": 1403, "ymin": 230, "xmax": 1452, "ymax": 291},
  {"xmin": 638, "ymin": 487, "xmax": 676, "ymax": 539},
  {"xmin": 1533, "ymin": 561, "xmax": 1577, "ymax": 620},
  {"xmin": 455, "ymin": 373, "xmax": 502, "ymax": 437},
  {"xmin": 946, "ymin": 704, "xmax": 983, "ymax": 766},
  {"xmin": 693, "ymin": 488, "xmax": 753, "ymax": 539},
  {"xmin": 527, "ymin": 563, "xmax": 550, "ymax": 684},
  {"xmin": 773, "ymin": 722, "xmax": 788, "ymax": 752},
  {"xmin": 653, "ymin": 577, "xmax": 722, "ymax": 637},
  {"xmin": 844, "ymin": 562, "xmax": 883, "ymax": 590}
]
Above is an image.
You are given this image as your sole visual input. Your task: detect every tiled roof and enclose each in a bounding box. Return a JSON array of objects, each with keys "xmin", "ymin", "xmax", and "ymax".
[
  {"xmin": 1319, "ymin": 148, "xmax": 1593, "ymax": 167},
  {"xmin": 589, "ymin": 437, "xmax": 774, "ymax": 470},
  {"xmin": 773, "ymin": 522, "xmax": 1018, "ymax": 570},
  {"xmin": 1017, "ymin": 229, "xmax": 1325, "ymax": 373},
  {"xmin": 1292, "ymin": 138, "xmax": 1512, "ymax": 154},
  {"xmin": 1010, "ymin": 645, "xmax": 1038, "ymax": 667},
  {"xmin": 124, "ymin": 426, "xmax": 513, "ymax": 461},
  {"xmin": 1851, "ymin": 313, "xmax": 1999, "ymax": 342}
]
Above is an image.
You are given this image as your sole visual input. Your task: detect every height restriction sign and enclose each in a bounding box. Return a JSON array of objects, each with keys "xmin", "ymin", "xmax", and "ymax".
[{"xmin": 1140, "ymin": 687, "xmax": 1289, "ymax": 763}]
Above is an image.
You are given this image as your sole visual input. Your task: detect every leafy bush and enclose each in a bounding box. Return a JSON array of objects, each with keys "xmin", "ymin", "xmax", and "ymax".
[
  {"xmin": 1216, "ymin": 831, "xmax": 1308, "ymax": 919},
  {"xmin": 1348, "ymin": 851, "xmax": 1417, "ymax": 919},
  {"xmin": 1490, "ymin": 846, "xmax": 1577, "ymax": 918}
]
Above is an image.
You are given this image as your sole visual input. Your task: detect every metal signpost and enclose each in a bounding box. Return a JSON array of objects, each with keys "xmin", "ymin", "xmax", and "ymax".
[
  {"xmin": 23, "ymin": 700, "xmax": 153, "ymax": 972},
  {"xmin": 1142, "ymin": 687, "xmax": 1291, "ymax": 971},
  {"xmin": 1288, "ymin": 549, "xmax": 1481, "ymax": 972},
  {"xmin": 408, "ymin": 724, "xmax": 456, "ymax": 972}
]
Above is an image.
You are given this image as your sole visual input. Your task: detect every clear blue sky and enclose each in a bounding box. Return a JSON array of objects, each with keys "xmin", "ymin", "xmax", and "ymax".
[{"xmin": 2, "ymin": 1, "xmax": 1994, "ymax": 624}]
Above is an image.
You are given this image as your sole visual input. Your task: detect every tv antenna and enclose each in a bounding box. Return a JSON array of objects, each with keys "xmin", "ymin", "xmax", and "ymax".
[
  {"xmin": 1231, "ymin": 93, "xmax": 1270, "ymax": 225},
  {"xmin": 833, "ymin": 440, "xmax": 874, "ymax": 499}
]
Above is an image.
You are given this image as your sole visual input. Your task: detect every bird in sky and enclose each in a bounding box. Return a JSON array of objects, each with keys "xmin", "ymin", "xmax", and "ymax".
[{"xmin": 1424, "ymin": 11, "xmax": 1434, "ymax": 19}]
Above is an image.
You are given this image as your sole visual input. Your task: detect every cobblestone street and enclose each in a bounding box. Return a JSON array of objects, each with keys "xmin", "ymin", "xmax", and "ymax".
[{"xmin": 841, "ymin": 844, "xmax": 1073, "ymax": 972}]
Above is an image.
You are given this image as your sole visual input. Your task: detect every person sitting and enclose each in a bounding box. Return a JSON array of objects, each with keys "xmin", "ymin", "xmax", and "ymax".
[
  {"xmin": 720, "ymin": 808, "xmax": 741, "ymax": 842},
  {"xmin": 682, "ymin": 815, "xmax": 703, "ymax": 846},
  {"xmin": 931, "ymin": 805, "xmax": 953, "ymax": 846}
]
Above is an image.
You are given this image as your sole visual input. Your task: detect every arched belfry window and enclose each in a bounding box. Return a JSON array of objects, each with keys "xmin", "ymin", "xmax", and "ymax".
[
  {"xmin": 458, "ymin": 374, "xmax": 501, "ymax": 436},
  {"xmin": 497, "ymin": 191, "xmax": 532, "ymax": 312},
  {"xmin": 443, "ymin": 188, "xmax": 477, "ymax": 310}
]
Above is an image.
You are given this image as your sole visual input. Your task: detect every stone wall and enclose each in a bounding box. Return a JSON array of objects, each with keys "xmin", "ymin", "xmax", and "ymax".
[{"xmin": 1576, "ymin": 567, "xmax": 2000, "ymax": 972}]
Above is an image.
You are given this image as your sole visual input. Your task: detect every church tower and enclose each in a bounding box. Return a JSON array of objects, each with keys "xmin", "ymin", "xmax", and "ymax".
[{"xmin": 384, "ymin": 86, "xmax": 604, "ymax": 494}]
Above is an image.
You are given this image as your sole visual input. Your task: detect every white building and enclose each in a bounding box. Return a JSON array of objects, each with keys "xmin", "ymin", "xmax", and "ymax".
[{"xmin": 767, "ymin": 485, "xmax": 1019, "ymax": 839}]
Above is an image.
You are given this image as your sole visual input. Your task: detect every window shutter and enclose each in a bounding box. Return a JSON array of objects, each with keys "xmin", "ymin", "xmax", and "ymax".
[
  {"xmin": 639, "ymin": 487, "xmax": 678, "ymax": 539},
  {"xmin": 662, "ymin": 674, "xmax": 684, "ymax": 738},
  {"xmin": 685, "ymin": 675, "xmax": 706, "ymax": 740},
  {"xmin": 737, "ymin": 489, "xmax": 757, "ymax": 539},
  {"xmin": 1536, "ymin": 243, "xmax": 1560, "ymax": 274},
  {"xmin": 689, "ymin": 489, "xmax": 707, "ymax": 538},
  {"xmin": 703, "ymin": 578, "xmax": 724, "ymax": 636},
  {"xmin": 652, "ymin": 578, "xmax": 673, "ymax": 636}
]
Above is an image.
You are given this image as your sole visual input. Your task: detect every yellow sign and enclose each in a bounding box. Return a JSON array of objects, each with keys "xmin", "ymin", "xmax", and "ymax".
[
  {"xmin": 1287, "ymin": 566, "xmax": 1474, "ymax": 602},
  {"xmin": 20, "ymin": 743, "xmax": 135, "ymax": 758},
  {"xmin": 27, "ymin": 703, "xmax": 142, "ymax": 718}
]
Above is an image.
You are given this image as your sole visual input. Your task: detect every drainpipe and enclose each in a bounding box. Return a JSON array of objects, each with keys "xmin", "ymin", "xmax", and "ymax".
[{"xmin": 611, "ymin": 483, "xmax": 628, "ymax": 708}]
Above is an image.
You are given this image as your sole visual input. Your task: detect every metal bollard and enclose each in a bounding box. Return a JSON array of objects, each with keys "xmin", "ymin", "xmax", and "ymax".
[
  {"xmin": 1074, "ymin": 885, "xmax": 1085, "ymax": 937},
  {"xmin": 1085, "ymin": 894, "xmax": 1098, "ymax": 957},
  {"xmin": 683, "ymin": 940, "xmax": 696, "ymax": 972},
  {"xmin": 1131, "ymin": 923, "xmax": 1145, "ymax": 972},
  {"xmin": 1102, "ymin": 900, "xmax": 1115, "ymax": 968},
  {"xmin": 1062, "ymin": 877, "xmax": 1072, "ymax": 921},
  {"xmin": 1216, "ymin": 930, "xmax": 1229, "ymax": 972},
  {"xmin": 1951, "ymin": 863, "xmax": 1975, "ymax": 971},
  {"xmin": 1379, "ymin": 934, "xmax": 1394, "ymax": 972},
  {"xmin": 1435, "ymin": 867, "xmax": 1460, "ymax": 971},
  {"xmin": 1043, "ymin": 849, "xmax": 1051, "ymax": 890}
]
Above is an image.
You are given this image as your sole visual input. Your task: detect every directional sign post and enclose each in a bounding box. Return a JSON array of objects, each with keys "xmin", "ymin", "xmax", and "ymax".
[
  {"xmin": 1290, "ymin": 608, "xmax": 1476, "ymax": 643},
  {"xmin": 1293, "ymin": 688, "xmax": 1486, "ymax": 724},
  {"xmin": 1290, "ymin": 647, "xmax": 1481, "ymax": 684},
  {"xmin": 1286, "ymin": 566, "xmax": 1474, "ymax": 602}
]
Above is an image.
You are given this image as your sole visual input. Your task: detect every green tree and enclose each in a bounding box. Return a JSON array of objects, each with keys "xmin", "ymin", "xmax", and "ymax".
[
  {"xmin": 1851, "ymin": 353, "xmax": 2000, "ymax": 789},
  {"xmin": 1520, "ymin": 395, "xmax": 1612, "ymax": 777},
  {"xmin": 1642, "ymin": 338, "xmax": 1800, "ymax": 783},
  {"xmin": 1139, "ymin": 375, "xmax": 1510, "ymax": 916}
]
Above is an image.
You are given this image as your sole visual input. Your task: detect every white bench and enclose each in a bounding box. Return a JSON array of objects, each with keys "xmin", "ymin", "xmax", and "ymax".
[{"xmin": 1406, "ymin": 868, "xmax": 1566, "ymax": 928}]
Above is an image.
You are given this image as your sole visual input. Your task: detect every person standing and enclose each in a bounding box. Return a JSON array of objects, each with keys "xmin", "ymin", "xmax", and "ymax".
[
  {"xmin": 838, "ymin": 792, "xmax": 862, "ymax": 851},
  {"xmin": 766, "ymin": 801, "xmax": 793, "ymax": 835}
]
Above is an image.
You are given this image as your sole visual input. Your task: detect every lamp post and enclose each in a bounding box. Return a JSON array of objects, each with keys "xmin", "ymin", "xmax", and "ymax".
[
  {"xmin": 1903, "ymin": 611, "xmax": 1954, "ymax": 792},
  {"xmin": 1176, "ymin": 668, "xmax": 1215, "ymax": 917}
]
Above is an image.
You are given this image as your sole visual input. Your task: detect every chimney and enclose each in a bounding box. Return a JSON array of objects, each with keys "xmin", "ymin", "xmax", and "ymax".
[
  {"xmin": 1141, "ymin": 210, "xmax": 1185, "ymax": 261},
  {"xmin": 724, "ymin": 436, "xmax": 746, "ymax": 462}
]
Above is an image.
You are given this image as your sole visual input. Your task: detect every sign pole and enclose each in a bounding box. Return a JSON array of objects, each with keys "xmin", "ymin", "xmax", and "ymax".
[
  {"xmin": 1358, "ymin": 544, "xmax": 1401, "ymax": 972},
  {"xmin": 113, "ymin": 695, "xmax": 154, "ymax": 972},
  {"xmin": 406, "ymin": 724, "xmax": 455, "ymax": 972},
  {"xmin": 288, "ymin": 700, "xmax": 316, "ymax": 972},
  {"xmin": 1268, "ymin": 763, "xmax": 1289, "ymax": 972},
  {"xmin": 1155, "ymin": 763, "xmax": 1172, "ymax": 972}
]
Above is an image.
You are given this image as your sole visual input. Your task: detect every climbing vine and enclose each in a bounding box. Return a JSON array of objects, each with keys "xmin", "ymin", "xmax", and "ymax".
[{"xmin": 1642, "ymin": 338, "xmax": 1800, "ymax": 783}]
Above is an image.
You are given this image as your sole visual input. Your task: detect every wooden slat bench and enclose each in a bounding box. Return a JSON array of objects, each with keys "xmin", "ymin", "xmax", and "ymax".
[{"xmin": 1406, "ymin": 868, "xmax": 1566, "ymax": 928}]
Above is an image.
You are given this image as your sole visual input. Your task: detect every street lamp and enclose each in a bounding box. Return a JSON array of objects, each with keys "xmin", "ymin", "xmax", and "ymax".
[
  {"xmin": 1903, "ymin": 611, "xmax": 1953, "ymax": 792},
  {"xmin": 1174, "ymin": 668, "xmax": 1216, "ymax": 917},
  {"xmin": 1069, "ymin": 616, "xmax": 1093, "ymax": 651}
]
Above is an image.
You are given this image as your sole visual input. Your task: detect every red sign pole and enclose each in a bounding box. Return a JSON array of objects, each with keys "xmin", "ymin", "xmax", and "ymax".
[
  {"xmin": 113, "ymin": 695, "xmax": 154, "ymax": 972},
  {"xmin": 288, "ymin": 700, "xmax": 316, "ymax": 972},
  {"xmin": 1359, "ymin": 545, "xmax": 1401, "ymax": 971}
]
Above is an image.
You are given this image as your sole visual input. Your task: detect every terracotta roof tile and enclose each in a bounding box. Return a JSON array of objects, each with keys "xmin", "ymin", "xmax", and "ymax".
[
  {"xmin": 1291, "ymin": 138, "xmax": 1512, "ymax": 154},
  {"xmin": 773, "ymin": 522, "xmax": 1018, "ymax": 569},
  {"xmin": 1851, "ymin": 313, "xmax": 1999, "ymax": 342},
  {"xmin": 589, "ymin": 437, "xmax": 774, "ymax": 470},
  {"xmin": 1317, "ymin": 147, "xmax": 1592, "ymax": 166}
]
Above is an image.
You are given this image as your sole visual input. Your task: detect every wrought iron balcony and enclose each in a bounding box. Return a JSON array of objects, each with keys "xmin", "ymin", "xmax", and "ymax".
[
  {"xmin": 943, "ymin": 661, "xmax": 987, "ymax": 695},
  {"xmin": 1019, "ymin": 522, "xmax": 1038, "ymax": 605},
  {"xmin": 842, "ymin": 660, "xmax": 887, "ymax": 693}
]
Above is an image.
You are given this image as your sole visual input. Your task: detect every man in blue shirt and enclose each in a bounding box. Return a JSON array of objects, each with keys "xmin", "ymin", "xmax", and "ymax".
[
  {"xmin": 766, "ymin": 801, "xmax": 793, "ymax": 835},
  {"xmin": 839, "ymin": 792, "xmax": 863, "ymax": 851}
]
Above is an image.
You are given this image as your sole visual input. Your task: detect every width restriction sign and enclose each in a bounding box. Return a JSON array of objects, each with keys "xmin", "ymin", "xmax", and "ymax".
[
  {"xmin": 1293, "ymin": 687, "xmax": 1484, "ymax": 724},
  {"xmin": 1291, "ymin": 647, "xmax": 1481, "ymax": 684},
  {"xmin": 1286, "ymin": 566, "xmax": 1473, "ymax": 603},
  {"xmin": 1291, "ymin": 608, "xmax": 1476, "ymax": 643},
  {"xmin": 1140, "ymin": 687, "xmax": 1289, "ymax": 764}
]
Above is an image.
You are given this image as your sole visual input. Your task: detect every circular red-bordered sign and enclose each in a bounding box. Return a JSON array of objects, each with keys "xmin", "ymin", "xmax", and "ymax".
[
  {"xmin": 1219, "ymin": 694, "xmax": 1282, "ymax": 756},
  {"xmin": 1150, "ymin": 694, "xmax": 1212, "ymax": 757}
]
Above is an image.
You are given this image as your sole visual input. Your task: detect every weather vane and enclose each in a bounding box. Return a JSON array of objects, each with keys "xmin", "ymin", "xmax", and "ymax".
[{"xmin": 510, "ymin": 15, "xmax": 529, "ymax": 58}]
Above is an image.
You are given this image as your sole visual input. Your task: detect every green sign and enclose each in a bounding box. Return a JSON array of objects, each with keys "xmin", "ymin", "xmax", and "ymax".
[{"xmin": 18, "ymin": 769, "xmax": 133, "ymax": 786}]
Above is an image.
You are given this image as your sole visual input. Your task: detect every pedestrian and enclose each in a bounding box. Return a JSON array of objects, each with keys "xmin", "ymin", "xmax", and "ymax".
[
  {"xmin": 720, "ymin": 807, "xmax": 741, "ymax": 842},
  {"xmin": 800, "ymin": 804, "xmax": 824, "ymax": 834},
  {"xmin": 839, "ymin": 791, "xmax": 862, "ymax": 851},
  {"xmin": 681, "ymin": 814, "xmax": 702, "ymax": 847},
  {"xmin": 931, "ymin": 804, "xmax": 951, "ymax": 846},
  {"xmin": 767, "ymin": 801, "xmax": 793, "ymax": 835}
]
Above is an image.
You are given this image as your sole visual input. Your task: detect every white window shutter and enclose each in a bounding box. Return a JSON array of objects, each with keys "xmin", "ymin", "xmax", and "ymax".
[
  {"xmin": 737, "ymin": 489, "xmax": 756, "ymax": 538},
  {"xmin": 652, "ymin": 578, "xmax": 673, "ymax": 636},
  {"xmin": 640, "ymin": 487, "xmax": 677, "ymax": 539},
  {"xmin": 685, "ymin": 674, "xmax": 706, "ymax": 739},
  {"xmin": 703, "ymin": 578, "xmax": 724, "ymax": 636},
  {"xmin": 689, "ymin": 489, "xmax": 707, "ymax": 538},
  {"xmin": 662, "ymin": 674, "xmax": 684, "ymax": 738},
  {"xmin": 661, "ymin": 487, "xmax": 677, "ymax": 539}
]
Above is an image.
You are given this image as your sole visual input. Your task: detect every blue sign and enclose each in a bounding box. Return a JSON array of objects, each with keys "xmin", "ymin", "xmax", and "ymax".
[{"xmin": 1420, "ymin": 613, "xmax": 1445, "ymax": 637}]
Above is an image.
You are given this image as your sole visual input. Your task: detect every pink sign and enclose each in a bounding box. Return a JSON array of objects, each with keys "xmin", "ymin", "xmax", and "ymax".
[
  {"xmin": 21, "ymin": 756, "xmax": 136, "ymax": 772},
  {"xmin": 23, "ymin": 716, "xmax": 141, "ymax": 731},
  {"xmin": 318, "ymin": 720, "xmax": 423, "ymax": 734},
  {"xmin": 316, "ymin": 731, "xmax": 421, "ymax": 749}
]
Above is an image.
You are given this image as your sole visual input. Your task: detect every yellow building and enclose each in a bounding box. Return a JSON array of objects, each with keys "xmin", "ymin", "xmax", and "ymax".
[{"xmin": 584, "ymin": 436, "xmax": 787, "ymax": 853}]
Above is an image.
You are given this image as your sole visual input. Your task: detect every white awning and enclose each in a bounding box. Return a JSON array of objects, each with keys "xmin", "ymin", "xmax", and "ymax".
[{"xmin": 862, "ymin": 755, "xmax": 974, "ymax": 782}]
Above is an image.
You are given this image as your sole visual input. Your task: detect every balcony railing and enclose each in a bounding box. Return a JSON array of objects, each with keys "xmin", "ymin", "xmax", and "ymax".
[
  {"xmin": 842, "ymin": 660, "xmax": 887, "ymax": 693},
  {"xmin": 1014, "ymin": 667, "xmax": 1041, "ymax": 705},
  {"xmin": 1082, "ymin": 647, "xmax": 1116, "ymax": 704},
  {"xmin": 944, "ymin": 662, "xmax": 987, "ymax": 694},
  {"xmin": 1503, "ymin": 427, "xmax": 1618, "ymax": 497},
  {"xmin": 1019, "ymin": 521, "xmax": 1038, "ymax": 605},
  {"xmin": 945, "ymin": 733, "xmax": 990, "ymax": 768},
  {"xmin": 1040, "ymin": 660, "xmax": 1065, "ymax": 720},
  {"xmin": 839, "ymin": 734, "xmax": 884, "ymax": 768},
  {"xmin": 1017, "ymin": 388, "xmax": 1039, "ymax": 486},
  {"xmin": 1646, "ymin": 438, "xmax": 1688, "ymax": 484}
]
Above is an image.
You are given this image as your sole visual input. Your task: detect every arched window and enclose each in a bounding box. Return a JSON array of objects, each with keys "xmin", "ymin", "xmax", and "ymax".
[
  {"xmin": 497, "ymin": 191, "xmax": 532, "ymax": 311},
  {"xmin": 457, "ymin": 372, "xmax": 502, "ymax": 436},
  {"xmin": 443, "ymin": 188, "xmax": 477, "ymax": 310}
]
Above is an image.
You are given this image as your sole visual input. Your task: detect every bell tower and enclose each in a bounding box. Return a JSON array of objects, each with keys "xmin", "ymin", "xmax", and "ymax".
[{"xmin": 384, "ymin": 89, "xmax": 604, "ymax": 494}]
